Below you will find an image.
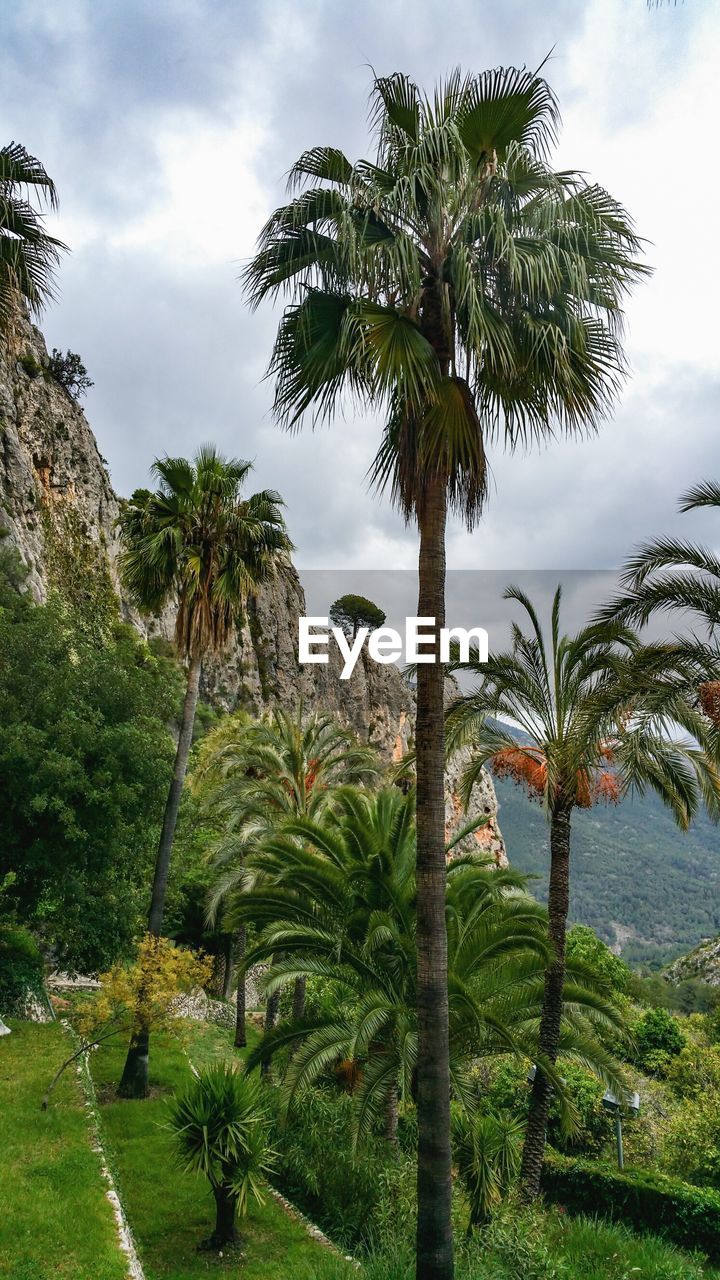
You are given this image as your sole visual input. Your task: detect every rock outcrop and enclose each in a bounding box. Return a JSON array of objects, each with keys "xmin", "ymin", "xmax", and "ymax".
[
  {"xmin": 666, "ymin": 937, "xmax": 720, "ymax": 987},
  {"xmin": 0, "ymin": 316, "xmax": 505, "ymax": 858}
]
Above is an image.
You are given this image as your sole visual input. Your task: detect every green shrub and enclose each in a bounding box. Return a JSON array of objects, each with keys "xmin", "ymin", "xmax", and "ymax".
[
  {"xmin": 634, "ymin": 1007, "xmax": 686, "ymax": 1072},
  {"xmin": 271, "ymin": 1088, "xmax": 414, "ymax": 1250},
  {"xmin": 0, "ymin": 924, "xmax": 44, "ymax": 1015},
  {"xmin": 541, "ymin": 1149, "xmax": 720, "ymax": 1260},
  {"xmin": 479, "ymin": 1059, "xmax": 615, "ymax": 1158},
  {"xmin": 18, "ymin": 351, "xmax": 42, "ymax": 378}
]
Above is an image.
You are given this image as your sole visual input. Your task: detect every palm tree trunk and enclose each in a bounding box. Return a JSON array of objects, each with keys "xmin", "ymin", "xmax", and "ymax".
[
  {"xmin": 148, "ymin": 652, "xmax": 203, "ymax": 935},
  {"xmin": 415, "ymin": 473, "xmax": 453, "ymax": 1280},
  {"xmin": 221, "ymin": 935, "xmax": 234, "ymax": 1002},
  {"xmin": 118, "ymin": 652, "xmax": 202, "ymax": 1099},
  {"xmin": 520, "ymin": 801, "xmax": 572, "ymax": 1200},
  {"xmin": 261, "ymin": 958, "xmax": 280, "ymax": 1078},
  {"xmin": 234, "ymin": 927, "xmax": 247, "ymax": 1049},
  {"xmin": 385, "ymin": 1080, "xmax": 399, "ymax": 1147},
  {"xmin": 292, "ymin": 975, "xmax": 307, "ymax": 1022}
]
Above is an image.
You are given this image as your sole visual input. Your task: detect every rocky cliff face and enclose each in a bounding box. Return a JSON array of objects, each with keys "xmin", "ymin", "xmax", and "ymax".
[{"xmin": 0, "ymin": 317, "xmax": 505, "ymax": 861}]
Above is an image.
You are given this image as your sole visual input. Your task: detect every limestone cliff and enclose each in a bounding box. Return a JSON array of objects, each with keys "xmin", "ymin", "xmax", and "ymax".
[{"xmin": 0, "ymin": 316, "xmax": 505, "ymax": 859}]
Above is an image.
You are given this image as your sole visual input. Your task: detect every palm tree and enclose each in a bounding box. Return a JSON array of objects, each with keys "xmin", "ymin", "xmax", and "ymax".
[
  {"xmin": 116, "ymin": 446, "xmax": 291, "ymax": 1097},
  {"xmin": 0, "ymin": 142, "xmax": 66, "ymax": 334},
  {"xmin": 232, "ymin": 786, "xmax": 626, "ymax": 1148},
  {"xmin": 600, "ymin": 481, "xmax": 720, "ymax": 720},
  {"xmin": 244, "ymin": 66, "xmax": 647, "ymax": 1280},
  {"xmin": 195, "ymin": 704, "xmax": 378, "ymax": 1047},
  {"xmin": 444, "ymin": 585, "xmax": 720, "ymax": 1199}
]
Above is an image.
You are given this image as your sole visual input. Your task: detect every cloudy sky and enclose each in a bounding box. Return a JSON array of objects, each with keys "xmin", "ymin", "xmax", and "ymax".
[{"xmin": 4, "ymin": 0, "xmax": 720, "ymax": 593}]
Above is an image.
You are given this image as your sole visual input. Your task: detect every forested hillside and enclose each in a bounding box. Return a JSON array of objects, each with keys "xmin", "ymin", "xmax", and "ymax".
[{"xmin": 496, "ymin": 776, "xmax": 720, "ymax": 968}]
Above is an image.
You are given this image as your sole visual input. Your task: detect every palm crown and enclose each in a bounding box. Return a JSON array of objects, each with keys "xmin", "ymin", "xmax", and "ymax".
[
  {"xmin": 446, "ymin": 585, "xmax": 720, "ymax": 826},
  {"xmin": 245, "ymin": 68, "xmax": 647, "ymax": 524},
  {"xmin": 119, "ymin": 445, "xmax": 292, "ymax": 660},
  {"xmin": 0, "ymin": 142, "xmax": 66, "ymax": 330}
]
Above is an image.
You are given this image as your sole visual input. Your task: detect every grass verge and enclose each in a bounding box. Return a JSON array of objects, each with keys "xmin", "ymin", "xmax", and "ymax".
[
  {"xmin": 89, "ymin": 1020, "xmax": 342, "ymax": 1279},
  {"xmin": 0, "ymin": 1019, "xmax": 127, "ymax": 1280}
]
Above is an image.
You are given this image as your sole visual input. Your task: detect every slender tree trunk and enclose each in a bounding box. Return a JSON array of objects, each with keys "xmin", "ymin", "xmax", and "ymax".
[
  {"xmin": 234, "ymin": 926, "xmax": 247, "ymax": 1049},
  {"xmin": 520, "ymin": 801, "xmax": 572, "ymax": 1200},
  {"xmin": 415, "ymin": 473, "xmax": 453, "ymax": 1280},
  {"xmin": 385, "ymin": 1080, "xmax": 399, "ymax": 1147},
  {"xmin": 148, "ymin": 653, "xmax": 203, "ymax": 935},
  {"xmin": 261, "ymin": 958, "xmax": 280, "ymax": 1079},
  {"xmin": 221, "ymin": 935, "xmax": 234, "ymax": 1002},
  {"xmin": 292, "ymin": 975, "xmax": 306, "ymax": 1023},
  {"xmin": 118, "ymin": 653, "xmax": 202, "ymax": 1099},
  {"xmin": 117, "ymin": 1028, "xmax": 149, "ymax": 1099},
  {"xmin": 207, "ymin": 1182, "xmax": 239, "ymax": 1248}
]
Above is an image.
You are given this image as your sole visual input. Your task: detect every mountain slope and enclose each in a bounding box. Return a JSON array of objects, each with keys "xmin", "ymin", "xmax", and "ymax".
[{"xmin": 495, "ymin": 776, "xmax": 720, "ymax": 968}]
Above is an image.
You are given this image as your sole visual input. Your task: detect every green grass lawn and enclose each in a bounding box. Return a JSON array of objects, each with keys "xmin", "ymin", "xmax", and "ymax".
[
  {"xmin": 89, "ymin": 1020, "xmax": 340, "ymax": 1280},
  {"xmin": 0, "ymin": 1019, "xmax": 127, "ymax": 1280}
]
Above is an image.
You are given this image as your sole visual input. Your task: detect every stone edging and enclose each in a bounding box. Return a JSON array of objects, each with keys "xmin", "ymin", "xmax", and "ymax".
[
  {"xmin": 62, "ymin": 1021, "xmax": 145, "ymax": 1280},
  {"xmin": 267, "ymin": 1186, "xmax": 360, "ymax": 1269}
]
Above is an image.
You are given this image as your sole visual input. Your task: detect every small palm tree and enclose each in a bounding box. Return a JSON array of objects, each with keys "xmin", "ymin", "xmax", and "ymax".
[
  {"xmin": 454, "ymin": 1110, "xmax": 524, "ymax": 1229},
  {"xmin": 445, "ymin": 585, "xmax": 720, "ymax": 1199},
  {"xmin": 167, "ymin": 1063, "xmax": 274, "ymax": 1250},
  {"xmin": 601, "ymin": 481, "xmax": 720, "ymax": 722},
  {"xmin": 117, "ymin": 446, "xmax": 291, "ymax": 1097},
  {"xmin": 233, "ymin": 786, "xmax": 626, "ymax": 1147},
  {"xmin": 0, "ymin": 142, "xmax": 66, "ymax": 334},
  {"xmin": 196, "ymin": 704, "xmax": 378, "ymax": 1047},
  {"xmin": 244, "ymin": 66, "xmax": 647, "ymax": 1280}
]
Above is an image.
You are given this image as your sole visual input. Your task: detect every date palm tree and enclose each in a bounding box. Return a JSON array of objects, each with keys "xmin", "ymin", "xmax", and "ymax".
[
  {"xmin": 244, "ymin": 66, "xmax": 646, "ymax": 1280},
  {"xmin": 0, "ymin": 142, "xmax": 66, "ymax": 333},
  {"xmin": 116, "ymin": 445, "xmax": 291, "ymax": 1097},
  {"xmin": 445, "ymin": 585, "xmax": 720, "ymax": 1199},
  {"xmin": 600, "ymin": 481, "xmax": 720, "ymax": 711},
  {"xmin": 234, "ymin": 786, "xmax": 625, "ymax": 1146},
  {"xmin": 196, "ymin": 704, "xmax": 378, "ymax": 1047}
]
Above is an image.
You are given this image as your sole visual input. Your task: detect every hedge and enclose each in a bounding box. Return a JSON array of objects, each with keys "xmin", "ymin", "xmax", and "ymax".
[
  {"xmin": 0, "ymin": 924, "xmax": 44, "ymax": 1016},
  {"xmin": 542, "ymin": 1149, "xmax": 720, "ymax": 1260}
]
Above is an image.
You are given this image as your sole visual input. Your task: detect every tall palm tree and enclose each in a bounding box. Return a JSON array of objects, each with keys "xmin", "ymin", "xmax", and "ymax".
[
  {"xmin": 444, "ymin": 585, "xmax": 720, "ymax": 1199},
  {"xmin": 0, "ymin": 142, "xmax": 66, "ymax": 334},
  {"xmin": 196, "ymin": 704, "xmax": 378, "ymax": 1047},
  {"xmin": 233, "ymin": 786, "xmax": 625, "ymax": 1146},
  {"xmin": 244, "ymin": 66, "xmax": 646, "ymax": 1280},
  {"xmin": 116, "ymin": 445, "xmax": 291, "ymax": 1096}
]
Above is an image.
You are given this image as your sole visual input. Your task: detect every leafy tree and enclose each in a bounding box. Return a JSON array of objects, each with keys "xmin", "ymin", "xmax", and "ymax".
[
  {"xmin": 566, "ymin": 926, "xmax": 631, "ymax": 995},
  {"xmin": 244, "ymin": 65, "xmax": 646, "ymax": 1280},
  {"xmin": 43, "ymin": 935, "xmax": 211, "ymax": 1109},
  {"xmin": 195, "ymin": 704, "xmax": 378, "ymax": 1047},
  {"xmin": 0, "ymin": 142, "xmax": 66, "ymax": 332},
  {"xmin": 0, "ymin": 564, "xmax": 180, "ymax": 971},
  {"xmin": 445, "ymin": 585, "xmax": 720, "ymax": 1199},
  {"xmin": 167, "ymin": 1063, "xmax": 275, "ymax": 1249},
  {"xmin": 48, "ymin": 348, "xmax": 94, "ymax": 401},
  {"xmin": 117, "ymin": 446, "xmax": 291, "ymax": 1097},
  {"xmin": 635, "ymin": 1007, "xmax": 686, "ymax": 1072},
  {"xmin": 329, "ymin": 593, "xmax": 386, "ymax": 639},
  {"xmin": 233, "ymin": 786, "xmax": 626, "ymax": 1147}
]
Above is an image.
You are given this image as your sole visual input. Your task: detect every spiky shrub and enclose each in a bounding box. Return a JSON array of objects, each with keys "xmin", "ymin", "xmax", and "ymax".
[
  {"xmin": 167, "ymin": 1063, "xmax": 275, "ymax": 1249},
  {"xmin": 454, "ymin": 1110, "xmax": 524, "ymax": 1228}
]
